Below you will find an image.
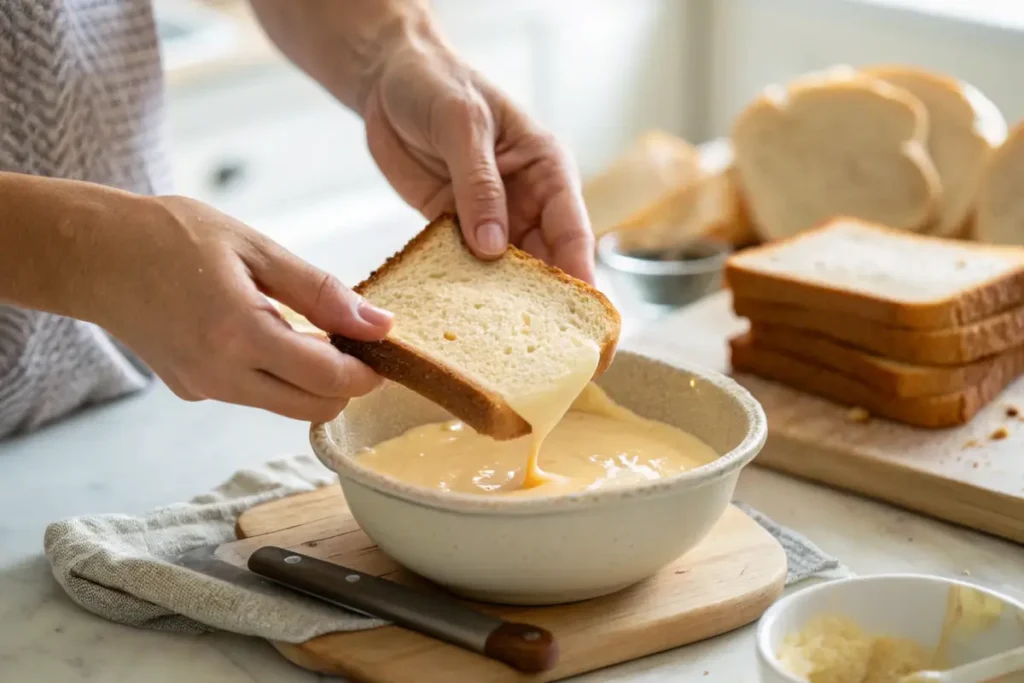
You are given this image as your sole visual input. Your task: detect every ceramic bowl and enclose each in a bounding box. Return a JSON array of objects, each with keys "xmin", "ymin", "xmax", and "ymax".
[
  {"xmin": 310, "ymin": 350, "xmax": 767, "ymax": 605},
  {"xmin": 757, "ymin": 574, "xmax": 1024, "ymax": 683}
]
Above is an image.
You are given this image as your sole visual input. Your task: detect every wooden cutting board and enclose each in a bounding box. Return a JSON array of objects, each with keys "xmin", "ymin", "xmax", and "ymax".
[
  {"xmin": 629, "ymin": 291, "xmax": 1024, "ymax": 544},
  {"xmin": 223, "ymin": 484, "xmax": 787, "ymax": 683}
]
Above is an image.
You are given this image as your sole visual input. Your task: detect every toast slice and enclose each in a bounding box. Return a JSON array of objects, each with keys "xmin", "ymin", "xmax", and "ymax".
[
  {"xmin": 864, "ymin": 66, "xmax": 1007, "ymax": 237},
  {"xmin": 725, "ymin": 218, "xmax": 1024, "ymax": 329},
  {"xmin": 748, "ymin": 322, "xmax": 1024, "ymax": 398},
  {"xmin": 730, "ymin": 69, "xmax": 940, "ymax": 241},
  {"xmin": 583, "ymin": 130, "xmax": 701, "ymax": 240},
  {"xmin": 733, "ymin": 297, "xmax": 1024, "ymax": 366},
  {"xmin": 729, "ymin": 333, "xmax": 1013, "ymax": 428},
  {"xmin": 976, "ymin": 121, "xmax": 1024, "ymax": 246},
  {"xmin": 332, "ymin": 214, "xmax": 622, "ymax": 440}
]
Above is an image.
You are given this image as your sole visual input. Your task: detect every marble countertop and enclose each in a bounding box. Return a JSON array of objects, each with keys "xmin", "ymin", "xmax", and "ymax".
[{"xmin": 2, "ymin": 213, "xmax": 1024, "ymax": 682}]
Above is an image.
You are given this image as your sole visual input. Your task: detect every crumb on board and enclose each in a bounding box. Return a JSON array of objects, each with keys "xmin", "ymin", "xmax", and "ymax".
[
  {"xmin": 1007, "ymin": 405, "xmax": 1020, "ymax": 418},
  {"xmin": 972, "ymin": 462, "xmax": 980, "ymax": 469},
  {"xmin": 962, "ymin": 569, "xmax": 971, "ymax": 576},
  {"xmin": 963, "ymin": 439, "xmax": 980, "ymax": 449},
  {"xmin": 990, "ymin": 426, "xmax": 1009, "ymax": 441},
  {"xmin": 847, "ymin": 406, "xmax": 870, "ymax": 424}
]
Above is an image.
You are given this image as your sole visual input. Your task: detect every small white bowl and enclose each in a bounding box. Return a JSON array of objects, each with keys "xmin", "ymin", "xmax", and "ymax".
[
  {"xmin": 757, "ymin": 574, "xmax": 1024, "ymax": 683},
  {"xmin": 310, "ymin": 350, "xmax": 767, "ymax": 605}
]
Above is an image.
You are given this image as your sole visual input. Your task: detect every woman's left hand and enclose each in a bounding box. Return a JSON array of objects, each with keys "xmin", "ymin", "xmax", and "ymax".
[{"xmin": 361, "ymin": 35, "xmax": 596, "ymax": 284}]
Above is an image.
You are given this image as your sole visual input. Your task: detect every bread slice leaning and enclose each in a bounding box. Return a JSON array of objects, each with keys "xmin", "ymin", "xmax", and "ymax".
[
  {"xmin": 332, "ymin": 215, "xmax": 622, "ymax": 440},
  {"xmin": 612, "ymin": 165, "xmax": 746, "ymax": 253},
  {"xmin": 583, "ymin": 130, "xmax": 701, "ymax": 240},
  {"xmin": 864, "ymin": 65, "xmax": 1007, "ymax": 237},
  {"xmin": 730, "ymin": 70, "xmax": 940, "ymax": 241},
  {"xmin": 725, "ymin": 218, "xmax": 1024, "ymax": 329},
  {"xmin": 748, "ymin": 322, "xmax": 1024, "ymax": 399},
  {"xmin": 729, "ymin": 333, "xmax": 1014, "ymax": 428},
  {"xmin": 977, "ymin": 121, "xmax": 1024, "ymax": 246}
]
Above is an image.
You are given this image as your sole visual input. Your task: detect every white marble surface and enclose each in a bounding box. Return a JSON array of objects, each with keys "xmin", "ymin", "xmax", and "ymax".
[{"xmin": 2, "ymin": 213, "xmax": 1024, "ymax": 682}]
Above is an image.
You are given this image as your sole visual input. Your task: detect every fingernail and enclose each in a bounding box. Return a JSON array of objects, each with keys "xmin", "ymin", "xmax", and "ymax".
[
  {"xmin": 357, "ymin": 300, "xmax": 394, "ymax": 328},
  {"xmin": 475, "ymin": 222, "xmax": 506, "ymax": 256}
]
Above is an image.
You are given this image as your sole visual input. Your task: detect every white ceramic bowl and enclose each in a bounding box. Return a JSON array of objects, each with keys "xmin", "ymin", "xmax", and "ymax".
[
  {"xmin": 310, "ymin": 350, "xmax": 767, "ymax": 605},
  {"xmin": 757, "ymin": 574, "xmax": 1024, "ymax": 683}
]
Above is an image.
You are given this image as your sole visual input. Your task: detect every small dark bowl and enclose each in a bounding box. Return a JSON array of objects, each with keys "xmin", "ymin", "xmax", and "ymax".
[{"xmin": 597, "ymin": 232, "xmax": 732, "ymax": 308}]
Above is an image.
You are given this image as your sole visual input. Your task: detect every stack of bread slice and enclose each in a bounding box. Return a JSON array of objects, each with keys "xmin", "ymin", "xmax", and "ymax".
[{"xmin": 725, "ymin": 217, "xmax": 1024, "ymax": 428}]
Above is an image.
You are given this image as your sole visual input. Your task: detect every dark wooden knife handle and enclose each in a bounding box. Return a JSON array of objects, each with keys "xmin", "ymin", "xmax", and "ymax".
[{"xmin": 247, "ymin": 546, "xmax": 558, "ymax": 673}]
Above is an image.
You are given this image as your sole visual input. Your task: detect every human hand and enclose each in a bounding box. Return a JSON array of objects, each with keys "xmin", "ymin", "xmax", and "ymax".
[
  {"xmin": 361, "ymin": 34, "xmax": 596, "ymax": 283},
  {"xmin": 88, "ymin": 195, "xmax": 392, "ymax": 422}
]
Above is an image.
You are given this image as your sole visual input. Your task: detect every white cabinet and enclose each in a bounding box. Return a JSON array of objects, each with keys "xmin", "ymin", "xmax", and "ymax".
[
  {"xmin": 704, "ymin": 0, "xmax": 1024, "ymax": 139},
  {"xmin": 165, "ymin": 0, "xmax": 696, "ymax": 237}
]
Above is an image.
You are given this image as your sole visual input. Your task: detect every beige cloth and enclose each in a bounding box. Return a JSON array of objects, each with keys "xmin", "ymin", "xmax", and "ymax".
[{"xmin": 43, "ymin": 455, "xmax": 848, "ymax": 643}]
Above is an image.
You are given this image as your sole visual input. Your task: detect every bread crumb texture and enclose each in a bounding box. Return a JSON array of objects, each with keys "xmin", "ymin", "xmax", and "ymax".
[
  {"xmin": 728, "ymin": 219, "xmax": 1024, "ymax": 304},
  {"xmin": 776, "ymin": 614, "xmax": 930, "ymax": 683},
  {"xmin": 359, "ymin": 220, "xmax": 617, "ymax": 399}
]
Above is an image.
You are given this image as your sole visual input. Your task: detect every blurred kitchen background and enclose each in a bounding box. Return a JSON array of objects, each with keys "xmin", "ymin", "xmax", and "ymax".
[{"xmin": 160, "ymin": 0, "xmax": 1024, "ymax": 262}]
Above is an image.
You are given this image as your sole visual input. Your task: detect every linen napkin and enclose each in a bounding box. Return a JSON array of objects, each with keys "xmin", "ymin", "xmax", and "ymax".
[{"xmin": 44, "ymin": 454, "xmax": 848, "ymax": 643}]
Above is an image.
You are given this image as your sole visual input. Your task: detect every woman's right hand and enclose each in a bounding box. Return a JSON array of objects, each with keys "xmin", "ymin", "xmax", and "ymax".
[{"xmin": 89, "ymin": 194, "xmax": 392, "ymax": 422}]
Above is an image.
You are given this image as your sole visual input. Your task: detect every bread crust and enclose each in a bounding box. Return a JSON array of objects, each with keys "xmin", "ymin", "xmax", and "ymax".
[
  {"xmin": 331, "ymin": 214, "xmax": 621, "ymax": 440},
  {"xmin": 748, "ymin": 322, "xmax": 1024, "ymax": 399},
  {"xmin": 729, "ymin": 333, "xmax": 1018, "ymax": 428},
  {"xmin": 725, "ymin": 218, "xmax": 1024, "ymax": 329},
  {"xmin": 734, "ymin": 296, "xmax": 1024, "ymax": 366}
]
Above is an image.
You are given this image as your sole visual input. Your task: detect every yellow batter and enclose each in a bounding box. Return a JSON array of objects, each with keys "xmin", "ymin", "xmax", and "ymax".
[
  {"xmin": 776, "ymin": 585, "xmax": 1007, "ymax": 683},
  {"xmin": 355, "ymin": 382, "xmax": 718, "ymax": 497}
]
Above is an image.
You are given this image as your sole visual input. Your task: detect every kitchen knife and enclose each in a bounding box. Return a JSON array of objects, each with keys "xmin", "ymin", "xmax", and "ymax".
[{"xmin": 176, "ymin": 544, "xmax": 558, "ymax": 673}]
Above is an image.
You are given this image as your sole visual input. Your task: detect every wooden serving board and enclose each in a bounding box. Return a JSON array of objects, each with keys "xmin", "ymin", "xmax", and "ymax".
[
  {"xmin": 224, "ymin": 484, "xmax": 787, "ymax": 683},
  {"xmin": 630, "ymin": 291, "xmax": 1024, "ymax": 544}
]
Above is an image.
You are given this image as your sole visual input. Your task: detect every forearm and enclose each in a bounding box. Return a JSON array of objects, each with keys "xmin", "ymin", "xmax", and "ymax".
[
  {"xmin": 0, "ymin": 172, "xmax": 142, "ymax": 321},
  {"xmin": 249, "ymin": 0, "xmax": 444, "ymax": 114}
]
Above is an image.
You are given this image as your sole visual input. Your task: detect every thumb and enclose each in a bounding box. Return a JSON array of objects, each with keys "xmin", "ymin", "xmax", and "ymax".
[
  {"xmin": 440, "ymin": 103, "xmax": 509, "ymax": 259},
  {"xmin": 247, "ymin": 240, "xmax": 393, "ymax": 342}
]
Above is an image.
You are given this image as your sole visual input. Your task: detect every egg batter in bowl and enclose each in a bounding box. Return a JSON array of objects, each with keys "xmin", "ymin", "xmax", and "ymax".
[{"xmin": 354, "ymin": 382, "xmax": 718, "ymax": 497}]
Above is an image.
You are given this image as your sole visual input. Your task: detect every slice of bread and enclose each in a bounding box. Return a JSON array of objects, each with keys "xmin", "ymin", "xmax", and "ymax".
[
  {"xmin": 612, "ymin": 166, "xmax": 746, "ymax": 253},
  {"xmin": 733, "ymin": 297, "xmax": 1024, "ymax": 366},
  {"xmin": 976, "ymin": 121, "xmax": 1024, "ymax": 246},
  {"xmin": 332, "ymin": 214, "xmax": 622, "ymax": 440},
  {"xmin": 730, "ymin": 69, "xmax": 940, "ymax": 241},
  {"xmin": 729, "ymin": 333, "xmax": 1014, "ymax": 428},
  {"xmin": 748, "ymin": 322, "xmax": 1024, "ymax": 398},
  {"xmin": 864, "ymin": 66, "xmax": 1007, "ymax": 237},
  {"xmin": 725, "ymin": 218, "xmax": 1024, "ymax": 329},
  {"xmin": 583, "ymin": 130, "xmax": 701, "ymax": 239}
]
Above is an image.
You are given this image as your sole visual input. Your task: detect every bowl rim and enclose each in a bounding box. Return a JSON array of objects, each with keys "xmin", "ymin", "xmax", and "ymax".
[
  {"xmin": 596, "ymin": 232, "xmax": 732, "ymax": 276},
  {"xmin": 309, "ymin": 350, "xmax": 767, "ymax": 516},
  {"xmin": 755, "ymin": 573, "xmax": 1024, "ymax": 682}
]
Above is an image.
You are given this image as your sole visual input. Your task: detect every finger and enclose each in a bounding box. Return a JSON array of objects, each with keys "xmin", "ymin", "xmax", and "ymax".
[
  {"xmin": 437, "ymin": 98, "xmax": 509, "ymax": 259},
  {"xmin": 244, "ymin": 237, "xmax": 393, "ymax": 342},
  {"xmin": 541, "ymin": 188, "xmax": 596, "ymax": 284},
  {"xmin": 257, "ymin": 317, "xmax": 383, "ymax": 399},
  {"xmin": 233, "ymin": 369, "xmax": 352, "ymax": 423}
]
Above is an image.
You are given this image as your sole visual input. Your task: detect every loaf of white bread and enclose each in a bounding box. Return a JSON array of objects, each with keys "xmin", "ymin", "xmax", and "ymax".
[{"xmin": 725, "ymin": 218, "xmax": 1024, "ymax": 428}]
